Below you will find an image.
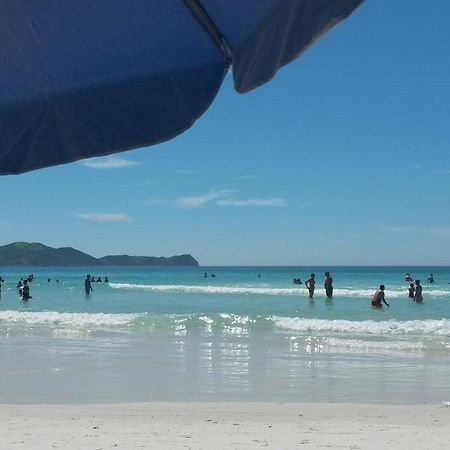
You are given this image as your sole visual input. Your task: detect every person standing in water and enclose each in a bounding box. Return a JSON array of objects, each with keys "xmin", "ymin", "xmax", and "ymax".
[
  {"xmin": 21, "ymin": 280, "xmax": 31, "ymax": 301},
  {"xmin": 324, "ymin": 272, "xmax": 333, "ymax": 298},
  {"xmin": 305, "ymin": 273, "xmax": 316, "ymax": 299},
  {"xmin": 427, "ymin": 273, "xmax": 434, "ymax": 283},
  {"xmin": 408, "ymin": 283, "xmax": 415, "ymax": 299},
  {"xmin": 414, "ymin": 280, "xmax": 423, "ymax": 303},
  {"xmin": 85, "ymin": 274, "xmax": 93, "ymax": 295},
  {"xmin": 371, "ymin": 285, "xmax": 390, "ymax": 308}
]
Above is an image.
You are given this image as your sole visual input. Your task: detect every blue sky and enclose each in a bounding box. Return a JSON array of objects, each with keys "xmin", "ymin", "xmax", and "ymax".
[{"xmin": 1, "ymin": 0, "xmax": 450, "ymax": 266}]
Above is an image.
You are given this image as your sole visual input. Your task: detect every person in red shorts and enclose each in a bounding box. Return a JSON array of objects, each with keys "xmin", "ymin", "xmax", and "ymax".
[{"xmin": 371, "ymin": 285, "xmax": 390, "ymax": 308}]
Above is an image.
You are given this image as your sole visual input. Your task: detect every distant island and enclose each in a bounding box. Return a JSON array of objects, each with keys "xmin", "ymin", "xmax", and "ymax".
[{"xmin": 0, "ymin": 242, "xmax": 199, "ymax": 267}]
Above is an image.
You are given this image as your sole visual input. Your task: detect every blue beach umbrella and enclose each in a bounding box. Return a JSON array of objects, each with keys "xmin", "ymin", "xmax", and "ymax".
[{"xmin": 0, "ymin": 0, "xmax": 364, "ymax": 175}]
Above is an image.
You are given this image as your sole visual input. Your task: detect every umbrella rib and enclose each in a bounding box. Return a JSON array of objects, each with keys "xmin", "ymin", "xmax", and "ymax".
[{"xmin": 182, "ymin": 0, "xmax": 233, "ymax": 63}]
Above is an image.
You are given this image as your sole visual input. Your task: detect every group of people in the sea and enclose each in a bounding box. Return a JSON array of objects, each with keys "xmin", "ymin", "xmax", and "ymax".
[
  {"xmin": 84, "ymin": 274, "xmax": 109, "ymax": 295},
  {"xmin": 371, "ymin": 279, "xmax": 424, "ymax": 309},
  {"xmin": 367, "ymin": 272, "xmax": 436, "ymax": 308},
  {"xmin": 407, "ymin": 280, "xmax": 423, "ymax": 303},
  {"xmin": 403, "ymin": 272, "xmax": 435, "ymax": 305},
  {"xmin": 15, "ymin": 274, "xmax": 34, "ymax": 301},
  {"xmin": 293, "ymin": 272, "xmax": 334, "ymax": 299},
  {"xmin": 291, "ymin": 271, "xmax": 434, "ymax": 308},
  {"xmin": 405, "ymin": 272, "xmax": 434, "ymax": 284},
  {"xmin": 0, "ymin": 274, "xmax": 111, "ymax": 301},
  {"xmin": 0, "ymin": 270, "xmax": 440, "ymax": 306}
]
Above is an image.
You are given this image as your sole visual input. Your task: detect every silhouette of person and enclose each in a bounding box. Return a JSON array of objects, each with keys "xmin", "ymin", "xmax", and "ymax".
[
  {"xmin": 305, "ymin": 274, "xmax": 316, "ymax": 299},
  {"xmin": 408, "ymin": 283, "xmax": 415, "ymax": 299},
  {"xmin": 85, "ymin": 275, "xmax": 93, "ymax": 295},
  {"xmin": 324, "ymin": 271, "xmax": 333, "ymax": 298},
  {"xmin": 21, "ymin": 280, "xmax": 31, "ymax": 301},
  {"xmin": 427, "ymin": 273, "xmax": 434, "ymax": 283},
  {"xmin": 414, "ymin": 280, "xmax": 423, "ymax": 303}
]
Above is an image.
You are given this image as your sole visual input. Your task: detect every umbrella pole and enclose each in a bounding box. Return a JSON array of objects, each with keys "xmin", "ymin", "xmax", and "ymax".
[{"xmin": 182, "ymin": 0, "xmax": 233, "ymax": 63}]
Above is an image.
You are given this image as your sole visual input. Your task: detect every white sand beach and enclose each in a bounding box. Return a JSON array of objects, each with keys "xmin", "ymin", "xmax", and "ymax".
[{"xmin": 1, "ymin": 402, "xmax": 449, "ymax": 449}]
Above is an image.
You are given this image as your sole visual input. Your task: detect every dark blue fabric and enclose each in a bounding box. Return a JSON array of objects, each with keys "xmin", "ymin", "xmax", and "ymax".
[
  {"xmin": 0, "ymin": 0, "xmax": 364, "ymax": 175},
  {"xmin": 203, "ymin": 0, "xmax": 365, "ymax": 92}
]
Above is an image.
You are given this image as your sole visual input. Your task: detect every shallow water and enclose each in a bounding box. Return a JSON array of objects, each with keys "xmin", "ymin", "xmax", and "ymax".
[{"xmin": 0, "ymin": 266, "xmax": 449, "ymax": 404}]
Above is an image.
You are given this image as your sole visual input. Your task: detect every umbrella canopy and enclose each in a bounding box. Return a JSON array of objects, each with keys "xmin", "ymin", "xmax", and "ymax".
[{"xmin": 0, "ymin": 0, "xmax": 364, "ymax": 175}]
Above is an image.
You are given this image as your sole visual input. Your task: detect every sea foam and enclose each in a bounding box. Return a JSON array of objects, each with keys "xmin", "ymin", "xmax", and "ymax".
[
  {"xmin": 0, "ymin": 310, "xmax": 137, "ymax": 327},
  {"xmin": 322, "ymin": 337, "xmax": 426, "ymax": 351},
  {"xmin": 109, "ymin": 283, "xmax": 450, "ymax": 298},
  {"xmin": 273, "ymin": 317, "xmax": 450, "ymax": 335}
]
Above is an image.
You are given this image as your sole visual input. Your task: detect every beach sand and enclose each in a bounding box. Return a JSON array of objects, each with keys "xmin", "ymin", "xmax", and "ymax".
[{"xmin": 1, "ymin": 402, "xmax": 449, "ymax": 449}]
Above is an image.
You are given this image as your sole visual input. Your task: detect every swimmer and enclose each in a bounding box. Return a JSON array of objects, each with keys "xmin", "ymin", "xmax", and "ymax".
[
  {"xmin": 408, "ymin": 283, "xmax": 415, "ymax": 299},
  {"xmin": 85, "ymin": 274, "xmax": 93, "ymax": 295},
  {"xmin": 371, "ymin": 285, "xmax": 390, "ymax": 308},
  {"xmin": 305, "ymin": 273, "xmax": 316, "ymax": 299},
  {"xmin": 414, "ymin": 280, "xmax": 423, "ymax": 303},
  {"xmin": 21, "ymin": 280, "xmax": 31, "ymax": 301},
  {"xmin": 324, "ymin": 271, "xmax": 333, "ymax": 298}
]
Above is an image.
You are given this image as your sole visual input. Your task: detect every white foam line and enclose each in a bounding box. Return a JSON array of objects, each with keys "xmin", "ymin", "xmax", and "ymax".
[
  {"xmin": 109, "ymin": 283, "xmax": 450, "ymax": 298},
  {"xmin": 322, "ymin": 337, "xmax": 426, "ymax": 351},
  {"xmin": 110, "ymin": 283, "xmax": 299, "ymax": 296},
  {"xmin": 0, "ymin": 310, "xmax": 137, "ymax": 327},
  {"xmin": 273, "ymin": 317, "xmax": 450, "ymax": 335}
]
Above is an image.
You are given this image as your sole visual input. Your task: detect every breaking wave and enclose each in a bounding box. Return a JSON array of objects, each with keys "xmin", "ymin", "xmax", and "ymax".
[
  {"xmin": 0, "ymin": 310, "xmax": 137, "ymax": 328},
  {"xmin": 273, "ymin": 317, "xmax": 450, "ymax": 336},
  {"xmin": 109, "ymin": 283, "xmax": 450, "ymax": 298},
  {"xmin": 0, "ymin": 310, "xmax": 449, "ymax": 338}
]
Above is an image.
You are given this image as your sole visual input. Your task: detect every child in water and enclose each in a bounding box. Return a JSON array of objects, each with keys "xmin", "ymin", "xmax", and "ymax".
[{"xmin": 408, "ymin": 283, "xmax": 415, "ymax": 299}]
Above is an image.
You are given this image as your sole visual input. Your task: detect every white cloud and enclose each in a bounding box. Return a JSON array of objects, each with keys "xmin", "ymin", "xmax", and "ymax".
[
  {"xmin": 146, "ymin": 191, "xmax": 286, "ymax": 209},
  {"xmin": 175, "ymin": 190, "xmax": 234, "ymax": 209},
  {"xmin": 81, "ymin": 155, "xmax": 138, "ymax": 169},
  {"xmin": 217, "ymin": 198, "xmax": 287, "ymax": 207},
  {"xmin": 434, "ymin": 169, "xmax": 450, "ymax": 174},
  {"xmin": 413, "ymin": 165, "xmax": 423, "ymax": 170},
  {"xmin": 75, "ymin": 213, "xmax": 131, "ymax": 222}
]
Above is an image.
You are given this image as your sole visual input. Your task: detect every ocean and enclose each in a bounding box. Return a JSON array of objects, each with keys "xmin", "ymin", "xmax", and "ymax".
[{"xmin": 0, "ymin": 266, "xmax": 449, "ymax": 405}]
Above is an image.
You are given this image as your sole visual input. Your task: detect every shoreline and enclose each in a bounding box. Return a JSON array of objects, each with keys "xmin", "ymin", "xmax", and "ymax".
[{"xmin": 1, "ymin": 402, "xmax": 449, "ymax": 449}]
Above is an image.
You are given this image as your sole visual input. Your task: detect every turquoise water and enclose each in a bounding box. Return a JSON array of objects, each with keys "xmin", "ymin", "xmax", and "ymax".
[{"xmin": 0, "ymin": 266, "xmax": 449, "ymax": 404}]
